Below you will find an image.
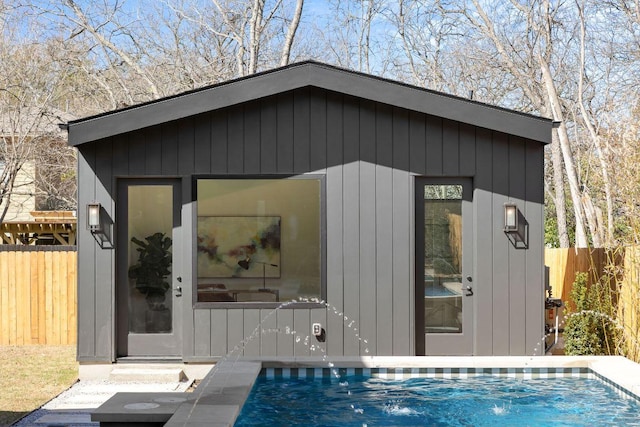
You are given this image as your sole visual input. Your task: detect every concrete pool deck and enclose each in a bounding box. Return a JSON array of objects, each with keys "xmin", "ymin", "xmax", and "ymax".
[
  {"xmin": 11, "ymin": 364, "xmax": 212, "ymax": 427},
  {"xmin": 12, "ymin": 356, "xmax": 640, "ymax": 426}
]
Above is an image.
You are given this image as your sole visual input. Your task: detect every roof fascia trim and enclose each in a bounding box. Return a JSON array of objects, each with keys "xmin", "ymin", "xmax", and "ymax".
[
  {"xmin": 68, "ymin": 62, "xmax": 551, "ymax": 146},
  {"xmin": 68, "ymin": 65, "xmax": 314, "ymax": 146},
  {"xmin": 310, "ymin": 66, "xmax": 551, "ymax": 144}
]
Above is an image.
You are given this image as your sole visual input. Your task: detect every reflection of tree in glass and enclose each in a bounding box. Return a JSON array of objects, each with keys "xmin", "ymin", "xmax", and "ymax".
[
  {"xmin": 424, "ymin": 185, "xmax": 462, "ymax": 200},
  {"xmin": 424, "ymin": 185, "xmax": 462, "ymax": 277},
  {"xmin": 433, "ymin": 257, "xmax": 458, "ymax": 275}
]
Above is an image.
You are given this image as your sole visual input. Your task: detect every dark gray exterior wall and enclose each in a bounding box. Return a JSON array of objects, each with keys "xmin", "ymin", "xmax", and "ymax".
[{"xmin": 76, "ymin": 86, "xmax": 545, "ymax": 362}]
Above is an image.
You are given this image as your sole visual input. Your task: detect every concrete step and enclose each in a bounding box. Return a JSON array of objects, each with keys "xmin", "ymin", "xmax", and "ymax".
[
  {"xmin": 34, "ymin": 411, "xmax": 97, "ymax": 426},
  {"xmin": 109, "ymin": 367, "xmax": 186, "ymax": 383}
]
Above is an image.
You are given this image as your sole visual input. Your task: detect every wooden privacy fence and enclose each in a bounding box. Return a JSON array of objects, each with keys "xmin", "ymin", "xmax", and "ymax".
[
  {"xmin": 619, "ymin": 247, "xmax": 640, "ymax": 360},
  {"xmin": 544, "ymin": 247, "xmax": 617, "ymax": 302},
  {"xmin": 546, "ymin": 246, "xmax": 640, "ymax": 360},
  {"xmin": 0, "ymin": 246, "xmax": 77, "ymax": 345}
]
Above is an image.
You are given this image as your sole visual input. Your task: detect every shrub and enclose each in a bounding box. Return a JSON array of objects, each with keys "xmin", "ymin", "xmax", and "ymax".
[{"xmin": 564, "ymin": 272, "xmax": 620, "ymax": 355}]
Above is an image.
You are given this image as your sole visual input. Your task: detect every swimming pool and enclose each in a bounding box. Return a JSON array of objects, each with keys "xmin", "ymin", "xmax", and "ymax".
[
  {"xmin": 425, "ymin": 284, "xmax": 459, "ymax": 297},
  {"xmin": 236, "ymin": 367, "xmax": 640, "ymax": 426}
]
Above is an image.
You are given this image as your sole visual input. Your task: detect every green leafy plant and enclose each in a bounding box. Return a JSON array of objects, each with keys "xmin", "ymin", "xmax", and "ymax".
[
  {"xmin": 128, "ymin": 232, "xmax": 172, "ymax": 308},
  {"xmin": 564, "ymin": 272, "xmax": 619, "ymax": 355}
]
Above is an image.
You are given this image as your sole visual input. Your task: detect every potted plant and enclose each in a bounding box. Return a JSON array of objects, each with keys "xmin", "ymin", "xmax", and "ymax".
[{"xmin": 128, "ymin": 232, "xmax": 172, "ymax": 310}]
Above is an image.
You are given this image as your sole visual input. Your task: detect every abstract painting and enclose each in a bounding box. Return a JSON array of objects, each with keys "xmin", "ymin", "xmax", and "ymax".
[{"xmin": 197, "ymin": 216, "xmax": 281, "ymax": 278}]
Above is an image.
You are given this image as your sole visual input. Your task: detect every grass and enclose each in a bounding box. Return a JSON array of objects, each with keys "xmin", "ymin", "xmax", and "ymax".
[{"xmin": 0, "ymin": 345, "xmax": 78, "ymax": 426}]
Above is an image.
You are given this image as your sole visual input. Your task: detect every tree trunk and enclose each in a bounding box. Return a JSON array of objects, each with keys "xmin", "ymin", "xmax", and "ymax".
[
  {"xmin": 64, "ymin": 0, "xmax": 161, "ymax": 99},
  {"xmin": 577, "ymin": 1, "xmax": 614, "ymax": 246},
  {"xmin": 280, "ymin": 0, "xmax": 304, "ymax": 66},
  {"xmin": 540, "ymin": 58, "xmax": 589, "ymax": 247},
  {"xmin": 248, "ymin": 0, "xmax": 265, "ymax": 75},
  {"xmin": 551, "ymin": 130, "xmax": 571, "ymax": 247}
]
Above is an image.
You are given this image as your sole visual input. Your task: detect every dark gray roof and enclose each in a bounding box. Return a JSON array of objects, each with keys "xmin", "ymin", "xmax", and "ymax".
[{"xmin": 66, "ymin": 61, "xmax": 552, "ymax": 146}]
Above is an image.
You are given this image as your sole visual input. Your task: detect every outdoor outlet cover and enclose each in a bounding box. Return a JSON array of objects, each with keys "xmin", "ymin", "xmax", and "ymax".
[{"xmin": 312, "ymin": 323, "xmax": 322, "ymax": 336}]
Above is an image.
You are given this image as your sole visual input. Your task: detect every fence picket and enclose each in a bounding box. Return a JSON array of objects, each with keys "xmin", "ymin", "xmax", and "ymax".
[
  {"xmin": 0, "ymin": 252, "xmax": 10, "ymax": 343},
  {"xmin": 8, "ymin": 251, "xmax": 17, "ymax": 345},
  {"xmin": 30, "ymin": 250, "xmax": 39, "ymax": 343},
  {"xmin": 67, "ymin": 253, "xmax": 76, "ymax": 344},
  {"xmin": 37, "ymin": 251, "xmax": 46, "ymax": 344}
]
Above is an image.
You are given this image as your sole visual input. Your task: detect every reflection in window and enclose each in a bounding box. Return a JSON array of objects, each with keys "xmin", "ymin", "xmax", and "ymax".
[
  {"xmin": 127, "ymin": 185, "xmax": 173, "ymax": 333},
  {"xmin": 424, "ymin": 184, "xmax": 463, "ymax": 333},
  {"xmin": 196, "ymin": 178, "xmax": 322, "ymax": 303}
]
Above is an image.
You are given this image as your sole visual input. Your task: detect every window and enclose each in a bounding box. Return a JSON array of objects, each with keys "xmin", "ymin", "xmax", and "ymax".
[
  {"xmin": 423, "ymin": 184, "xmax": 463, "ymax": 333},
  {"xmin": 195, "ymin": 177, "xmax": 323, "ymax": 304}
]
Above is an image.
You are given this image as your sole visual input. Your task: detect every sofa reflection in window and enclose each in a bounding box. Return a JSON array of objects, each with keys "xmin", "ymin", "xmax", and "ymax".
[{"xmin": 197, "ymin": 283, "xmax": 235, "ymax": 302}]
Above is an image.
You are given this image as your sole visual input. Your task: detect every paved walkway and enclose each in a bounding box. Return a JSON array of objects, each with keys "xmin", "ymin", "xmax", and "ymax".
[{"xmin": 12, "ymin": 380, "xmax": 192, "ymax": 427}]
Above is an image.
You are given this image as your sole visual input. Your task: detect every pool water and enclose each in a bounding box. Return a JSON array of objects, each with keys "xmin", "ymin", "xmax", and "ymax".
[
  {"xmin": 236, "ymin": 375, "xmax": 640, "ymax": 426},
  {"xmin": 425, "ymin": 285, "xmax": 458, "ymax": 297}
]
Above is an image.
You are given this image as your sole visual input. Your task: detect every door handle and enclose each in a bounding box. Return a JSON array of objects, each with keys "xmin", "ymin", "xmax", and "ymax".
[
  {"xmin": 174, "ymin": 277, "xmax": 183, "ymax": 297},
  {"xmin": 464, "ymin": 285, "xmax": 473, "ymax": 296}
]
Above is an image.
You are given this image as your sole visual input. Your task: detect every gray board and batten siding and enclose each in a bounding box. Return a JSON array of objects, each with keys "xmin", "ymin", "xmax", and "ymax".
[{"xmin": 68, "ymin": 61, "xmax": 551, "ymax": 362}]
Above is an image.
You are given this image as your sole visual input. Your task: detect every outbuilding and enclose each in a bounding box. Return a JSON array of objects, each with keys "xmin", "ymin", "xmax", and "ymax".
[{"xmin": 66, "ymin": 61, "xmax": 551, "ymax": 363}]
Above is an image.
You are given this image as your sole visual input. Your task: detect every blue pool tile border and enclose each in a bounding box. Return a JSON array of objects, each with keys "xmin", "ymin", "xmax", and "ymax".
[
  {"xmin": 592, "ymin": 370, "xmax": 640, "ymax": 401},
  {"xmin": 261, "ymin": 366, "xmax": 592, "ymax": 380},
  {"xmin": 261, "ymin": 366, "xmax": 640, "ymax": 401}
]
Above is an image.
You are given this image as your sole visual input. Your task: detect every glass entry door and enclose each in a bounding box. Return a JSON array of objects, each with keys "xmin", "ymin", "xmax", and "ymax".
[
  {"xmin": 117, "ymin": 179, "xmax": 182, "ymax": 357},
  {"xmin": 415, "ymin": 178, "xmax": 473, "ymax": 355}
]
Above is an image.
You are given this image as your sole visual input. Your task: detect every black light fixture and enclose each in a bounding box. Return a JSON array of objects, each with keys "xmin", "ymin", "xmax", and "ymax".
[
  {"xmin": 237, "ymin": 258, "xmax": 279, "ymax": 291},
  {"xmin": 87, "ymin": 202, "xmax": 102, "ymax": 233},
  {"xmin": 504, "ymin": 202, "xmax": 527, "ymax": 247},
  {"xmin": 504, "ymin": 203, "xmax": 518, "ymax": 233}
]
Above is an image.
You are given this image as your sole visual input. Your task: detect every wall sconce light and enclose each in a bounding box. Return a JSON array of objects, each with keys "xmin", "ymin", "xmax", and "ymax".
[
  {"xmin": 504, "ymin": 203, "xmax": 527, "ymax": 248},
  {"xmin": 504, "ymin": 203, "xmax": 518, "ymax": 233},
  {"xmin": 87, "ymin": 202, "xmax": 102, "ymax": 233}
]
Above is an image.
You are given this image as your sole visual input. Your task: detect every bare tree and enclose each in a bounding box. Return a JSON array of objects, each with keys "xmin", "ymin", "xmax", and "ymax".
[
  {"xmin": 425, "ymin": 0, "xmax": 601, "ymax": 247},
  {"xmin": 574, "ymin": 0, "xmax": 615, "ymax": 246},
  {"xmin": 35, "ymin": 135, "xmax": 77, "ymax": 211},
  {"xmin": 165, "ymin": 0, "xmax": 306, "ymax": 77},
  {"xmin": 309, "ymin": 0, "xmax": 391, "ymax": 73},
  {"xmin": 280, "ymin": 0, "xmax": 304, "ymax": 66},
  {"xmin": 0, "ymin": 7, "xmax": 77, "ymax": 223},
  {"xmin": 52, "ymin": 0, "xmax": 163, "ymax": 100},
  {"xmin": 391, "ymin": 0, "xmax": 456, "ymax": 90}
]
